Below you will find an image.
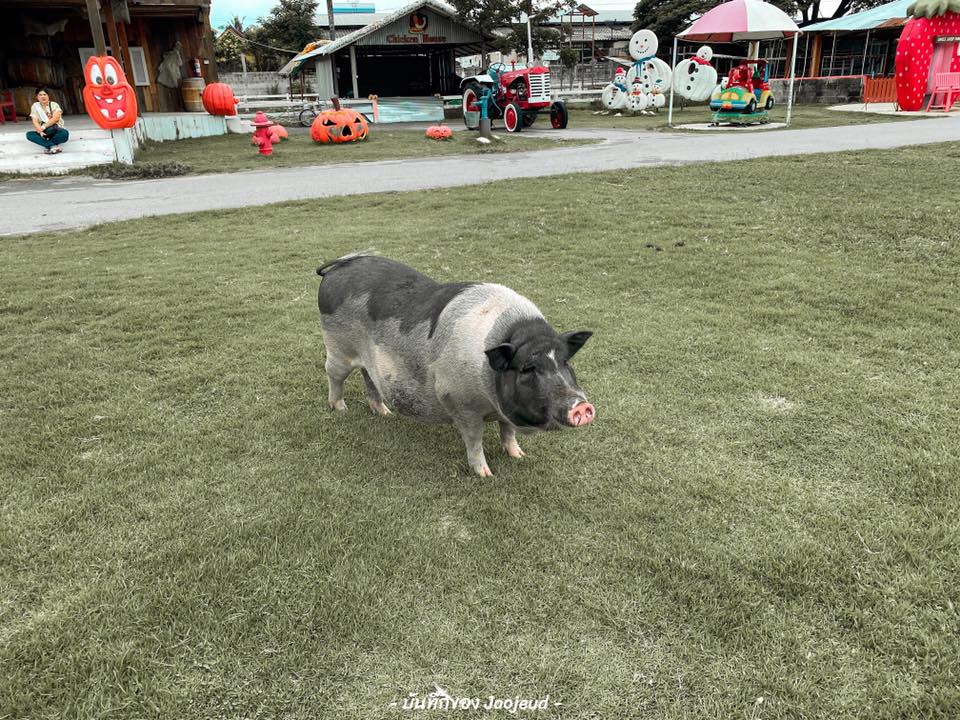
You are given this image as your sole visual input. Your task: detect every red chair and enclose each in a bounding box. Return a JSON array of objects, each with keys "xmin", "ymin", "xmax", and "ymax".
[
  {"xmin": 0, "ymin": 90, "xmax": 16, "ymax": 124},
  {"xmin": 925, "ymin": 72, "xmax": 960, "ymax": 112}
]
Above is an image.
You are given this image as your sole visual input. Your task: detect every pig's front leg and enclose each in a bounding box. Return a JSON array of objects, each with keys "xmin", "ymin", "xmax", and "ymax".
[
  {"xmin": 499, "ymin": 422, "xmax": 525, "ymax": 458},
  {"xmin": 454, "ymin": 418, "xmax": 493, "ymax": 477}
]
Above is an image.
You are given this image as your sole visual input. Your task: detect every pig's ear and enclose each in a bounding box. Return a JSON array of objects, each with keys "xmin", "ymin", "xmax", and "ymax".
[
  {"xmin": 561, "ymin": 331, "xmax": 593, "ymax": 358},
  {"xmin": 485, "ymin": 343, "xmax": 516, "ymax": 372}
]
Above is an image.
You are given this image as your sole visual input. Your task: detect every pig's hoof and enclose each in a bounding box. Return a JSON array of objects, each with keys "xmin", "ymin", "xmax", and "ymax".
[
  {"xmin": 503, "ymin": 441, "xmax": 525, "ymax": 459},
  {"xmin": 329, "ymin": 399, "xmax": 347, "ymax": 412},
  {"xmin": 472, "ymin": 463, "xmax": 494, "ymax": 478},
  {"xmin": 367, "ymin": 399, "xmax": 392, "ymax": 416}
]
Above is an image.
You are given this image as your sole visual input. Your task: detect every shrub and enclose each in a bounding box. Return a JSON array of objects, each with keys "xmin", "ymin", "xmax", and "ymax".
[{"xmin": 87, "ymin": 161, "xmax": 192, "ymax": 180}]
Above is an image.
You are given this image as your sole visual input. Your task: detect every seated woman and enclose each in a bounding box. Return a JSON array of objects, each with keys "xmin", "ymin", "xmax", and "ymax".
[{"xmin": 27, "ymin": 87, "xmax": 69, "ymax": 155}]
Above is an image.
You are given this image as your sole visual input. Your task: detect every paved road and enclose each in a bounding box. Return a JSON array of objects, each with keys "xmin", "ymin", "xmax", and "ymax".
[{"xmin": 2, "ymin": 117, "xmax": 958, "ymax": 236}]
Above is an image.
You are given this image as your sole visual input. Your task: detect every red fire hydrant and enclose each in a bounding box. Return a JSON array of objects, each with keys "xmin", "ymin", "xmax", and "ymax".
[{"xmin": 251, "ymin": 111, "xmax": 274, "ymax": 156}]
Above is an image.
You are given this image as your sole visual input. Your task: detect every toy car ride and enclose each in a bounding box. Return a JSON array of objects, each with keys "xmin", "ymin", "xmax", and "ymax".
[
  {"xmin": 461, "ymin": 62, "xmax": 569, "ymax": 132},
  {"xmin": 709, "ymin": 59, "xmax": 774, "ymax": 125}
]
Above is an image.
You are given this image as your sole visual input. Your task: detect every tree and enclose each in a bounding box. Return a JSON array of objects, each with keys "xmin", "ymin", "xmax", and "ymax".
[
  {"xmin": 500, "ymin": 0, "xmax": 573, "ymax": 58},
  {"xmin": 254, "ymin": 0, "xmax": 321, "ymax": 69},
  {"xmin": 632, "ymin": 0, "xmax": 887, "ymax": 40},
  {"xmin": 215, "ymin": 29, "xmax": 246, "ymax": 72},
  {"xmin": 796, "ymin": 0, "xmax": 887, "ymax": 24},
  {"xmin": 451, "ymin": 0, "xmax": 516, "ymax": 61},
  {"xmin": 496, "ymin": 24, "xmax": 563, "ymax": 59}
]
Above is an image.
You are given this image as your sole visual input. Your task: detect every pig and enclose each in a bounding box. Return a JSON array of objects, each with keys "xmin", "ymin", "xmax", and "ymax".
[{"xmin": 316, "ymin": 253, "xmax": 595, "ymax": 476}]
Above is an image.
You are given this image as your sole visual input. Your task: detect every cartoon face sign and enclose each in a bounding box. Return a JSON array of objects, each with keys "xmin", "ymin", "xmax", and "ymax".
[
  {"xmin": 82, "ymin": 55, "xmax": 137, "ymax": 129},
  {"xmin": 629, "ymin": 30, "xmax": 658, "ymax": 60}
]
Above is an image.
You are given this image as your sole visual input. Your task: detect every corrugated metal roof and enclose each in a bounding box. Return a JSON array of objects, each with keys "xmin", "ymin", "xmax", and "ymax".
[
  {"xmin": 803, "ymin": 0, "xmax": 913, "ymax": 32},
  {"xmin": 565, "ymin": 25, "xmax": 634, "ymax": 41},
  {"xmin": 316, "ymin": 13, "xmax": 388, "ymax": 27}
]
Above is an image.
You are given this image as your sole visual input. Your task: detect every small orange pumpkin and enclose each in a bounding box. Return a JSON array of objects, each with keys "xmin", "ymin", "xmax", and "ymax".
[
  {"xmin": 425, "ymin": 124, "xmax": 452, "ymax": 140},
  {"xmin": 310, "ymin": 108, "xmax": 369, "ymax": 144},
  {"xmin": 202, "ymin": 82, "xmax": 239, "ymax": 116},
  {"xmin": 268, "ymin": 124, "xmax": 289, "ymax": 143}
]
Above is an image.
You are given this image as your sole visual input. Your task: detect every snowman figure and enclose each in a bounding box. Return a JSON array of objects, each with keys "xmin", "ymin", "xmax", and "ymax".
[
  {"xmin": 600, "ymin": 66, "xmax": 629, "ymax": 112},
  {"xmin": 626, "ymin": 76, "xmax": 649, "ymax": 113},
  {"xmin": 626, "ymin": 29, "xmax": 672, "ymax": 99},
  {"xmin": 673, "ymin": 44, "xmax": 719, "ymax": 102}
]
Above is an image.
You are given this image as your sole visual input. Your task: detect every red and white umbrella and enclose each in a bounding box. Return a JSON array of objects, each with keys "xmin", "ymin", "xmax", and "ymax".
[{"xmin": 678, "ymin": 0, "xmax": 800, "ymax": 42}]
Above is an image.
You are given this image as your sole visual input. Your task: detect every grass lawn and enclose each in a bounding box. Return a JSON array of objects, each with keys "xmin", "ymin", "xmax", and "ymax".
[
  {"xmin": 131, "ymin": 128, "xmax": 594, "ymax": 176},
  {"xmin": 567, "ymin": 103, "xmax": 925, "ymax": 130},
  {"xmin": 2, "ymin": 144, "xmax": 959, "ymax": 719}
]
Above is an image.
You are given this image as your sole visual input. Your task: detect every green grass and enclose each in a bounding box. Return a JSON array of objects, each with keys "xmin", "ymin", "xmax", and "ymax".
[
  {"xmin": 132, "ymin": 128, "xmax": 594, "ymax": 176},
  {"xmin": 567, "ymin": 103, "xmax": 924, "ymax": 130},
  {"xmin": 2, "ymin": 144, "xmax": 959, "ymax": 719}
]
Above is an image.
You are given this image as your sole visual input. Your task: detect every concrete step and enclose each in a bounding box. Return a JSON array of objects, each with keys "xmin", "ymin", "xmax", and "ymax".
[
  {"xmin": 0, "ymin": 150, "xmax": 114, "ymax": 175},
  {"xmin": 0, "ymin": 125, "xmax": 113, "ymax": 144},
  {"xmin": 0, "ymin": 124, "xmax": 116, "ymax": 174},
  {"xmin": 0, "ymin": 137, "xmax": 115, "ymax": 157}
]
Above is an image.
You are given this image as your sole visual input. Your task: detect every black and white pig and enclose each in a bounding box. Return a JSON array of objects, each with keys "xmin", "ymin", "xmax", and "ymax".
[{"xmin": 316, "ymin": 253, "xmax": 596, "ymax": 476}]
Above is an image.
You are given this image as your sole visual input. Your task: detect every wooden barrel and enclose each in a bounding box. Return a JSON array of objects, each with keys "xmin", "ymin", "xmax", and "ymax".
[
  {"xmin": 181, "ymin": 77, "xmax": 206, "ymax": 112},
  {"xmin": 12, "ymin": 37, "xmax": 54, "ymax": 57},
  {"xmin": 12, "ymin": 87, "xmax": 39, "ymax": 116}
]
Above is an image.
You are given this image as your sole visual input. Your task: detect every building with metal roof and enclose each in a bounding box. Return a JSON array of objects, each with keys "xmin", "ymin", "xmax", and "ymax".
[
  {"xmin": 800, "ymin": 0, "xmax": 914, "ymax": 78},
  {"xmin": 284, "ymin": 0, "xmax": 492, "ymax": 99}
]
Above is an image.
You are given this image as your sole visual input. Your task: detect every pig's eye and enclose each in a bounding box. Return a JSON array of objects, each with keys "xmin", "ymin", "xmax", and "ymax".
[{"xmin": 520, "ymin": 365, "xmax": 536, "ymax": 374}]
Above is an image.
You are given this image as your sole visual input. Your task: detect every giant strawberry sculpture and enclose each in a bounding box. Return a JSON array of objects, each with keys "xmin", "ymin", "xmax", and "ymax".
[{"xmin": 895, "ymin": 0, "xmax": 960, "ymax": 111}]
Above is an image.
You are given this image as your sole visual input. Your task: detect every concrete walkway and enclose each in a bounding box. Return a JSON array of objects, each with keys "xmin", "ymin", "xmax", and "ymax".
[{"xmin": 2, "ymin": 117, "xmax": 959, "ymax": 236}]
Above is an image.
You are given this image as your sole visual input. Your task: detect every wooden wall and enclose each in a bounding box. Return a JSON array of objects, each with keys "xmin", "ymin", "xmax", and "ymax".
[{"xmin": 0, "ymin": 2, "xmax": 217, "ymax": 116}]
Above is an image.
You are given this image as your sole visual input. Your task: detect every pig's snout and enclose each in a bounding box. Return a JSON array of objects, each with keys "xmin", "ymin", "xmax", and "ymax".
[{"xmin": 567, "ymin": 402, "xmax": 595, "ymax": 427}]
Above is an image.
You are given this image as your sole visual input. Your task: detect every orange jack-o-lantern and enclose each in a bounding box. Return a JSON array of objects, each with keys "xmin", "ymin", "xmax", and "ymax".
[
  {"xmin": 310, "ymin": 108, "xmax": 369, "ymax": 144},
  {"xmin": 425, "ymin": 124, "xmax": 452, "ymax": 140},
  {"xmin": 82, "ymin": 55, "xmax": 137, "ymax": 130},
  {"xmin": 201, "ymin": 82, "xmax": 239, "ymax": 116}
]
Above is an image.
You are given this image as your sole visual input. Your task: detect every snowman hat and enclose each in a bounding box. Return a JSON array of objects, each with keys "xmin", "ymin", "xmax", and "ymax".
[
  {"xmin": 251, "ymin": 111, "xmax": 274, "ymax": 127},
  {"xmin": 614, "ymin": 66, "xmax": 625, "ymax": 74}
]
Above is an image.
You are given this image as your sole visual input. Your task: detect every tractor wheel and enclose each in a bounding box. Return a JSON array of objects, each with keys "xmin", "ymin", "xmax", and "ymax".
[
  {"xmin": 550, "ymin": 100, "xmax": 569, "ymax": 129},
  {"xmin": 522, "ymin": 112, "xmax": 537, "ymax": 128},
  {"xmin": 503, "ymin": 102, "xmax": 522, "ymax": 132},
  {"xmin": 462, "ymin": 82, "xmax": 484, "ymax": 130}
]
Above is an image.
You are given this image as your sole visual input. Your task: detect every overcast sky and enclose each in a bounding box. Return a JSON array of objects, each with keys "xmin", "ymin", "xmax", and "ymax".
[
  {"xmin": 210, "ymin": 0, "xmax": 637, "ymax": 28},
  {"xmin": 210, "ymin": 0, "xmax": 841, "ymax": 32}
]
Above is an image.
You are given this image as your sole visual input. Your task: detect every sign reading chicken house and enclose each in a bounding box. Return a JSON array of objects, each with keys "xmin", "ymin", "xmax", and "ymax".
[{"xmin": 386, "ymin": 12, "xmax": 447, "ymax": 43}]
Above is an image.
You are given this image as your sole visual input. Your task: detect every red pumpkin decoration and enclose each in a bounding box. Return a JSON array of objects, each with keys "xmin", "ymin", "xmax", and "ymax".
[
  {"xmin": 425, "ymin": 124, "xmax": 452, "ymax": 140},
  {"xmin": 310, "ymin": 108, "xmax": 369, "ymax": 144},
  {"xmin": 82, "ymin": 55, "xmax": 137, "ymax": 130},
  {"xmin": 201, "ymin": 82, "xmax": 239, "ymax": 116}
]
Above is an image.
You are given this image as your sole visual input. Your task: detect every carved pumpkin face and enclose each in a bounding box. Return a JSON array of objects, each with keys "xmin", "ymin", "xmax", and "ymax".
[
  {"xmin": 310, "ymin": 109, "xmax": 369, "ymax": 144},
  {"xmin": 82, "ymin": 55, "xmax": 137, "ymax": 129},
  {"xmin": 425, "ymin": 124, "xmax": 452, "ymax": 140}
]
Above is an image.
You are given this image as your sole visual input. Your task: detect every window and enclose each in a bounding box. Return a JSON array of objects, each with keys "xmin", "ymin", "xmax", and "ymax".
[{"xmin": 78, "ymin": 47, "xmax": 150, "ymax": 86}]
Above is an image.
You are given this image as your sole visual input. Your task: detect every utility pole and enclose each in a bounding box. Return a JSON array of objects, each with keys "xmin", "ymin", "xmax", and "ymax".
[{"xmin": 85, "ymin": 0, "xmax": 106, "ymax": 55}]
